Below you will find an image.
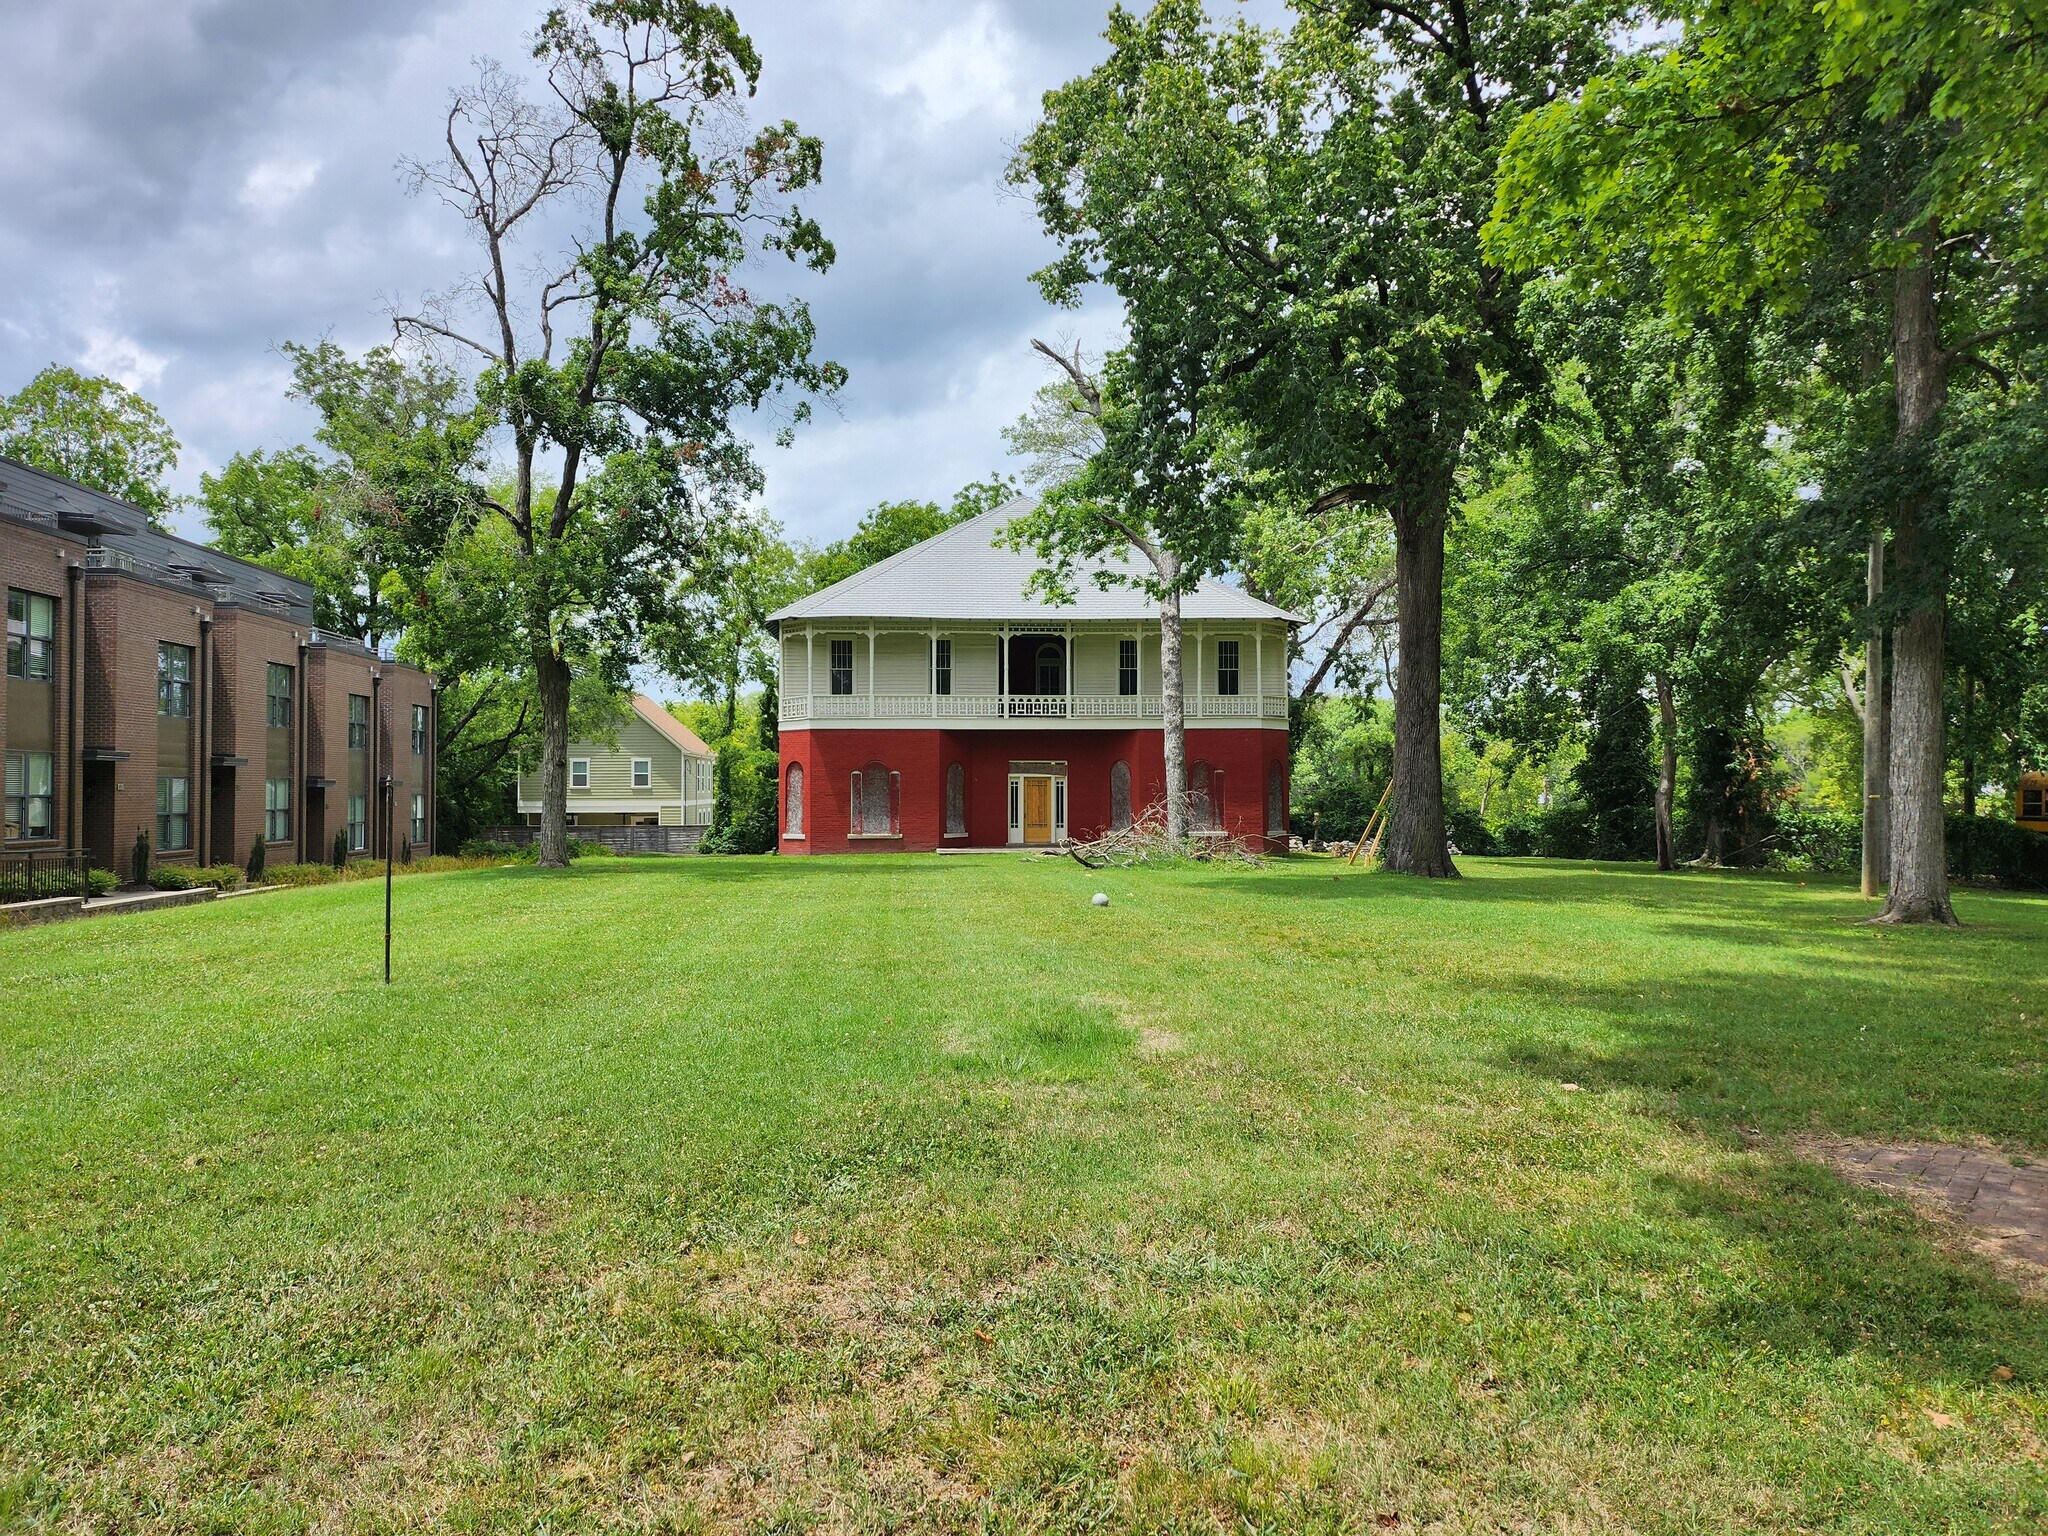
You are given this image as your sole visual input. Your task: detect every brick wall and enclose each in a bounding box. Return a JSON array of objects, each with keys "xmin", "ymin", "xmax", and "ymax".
[
  {"xmin": 82, "ymin": 570, "xmax": 207, "ymax": 869},
  {"xmin": 209, "ymin": 606, "xmax": 304, "ymax": 866},
  {"xmin": 779, "ymin": 725, "xmax": 1290, "ymax": 854}
]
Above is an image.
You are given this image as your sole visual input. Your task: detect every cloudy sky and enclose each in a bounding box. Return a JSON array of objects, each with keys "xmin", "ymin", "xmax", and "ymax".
[{"xmin": 0, "ymin": 0, "xmax": 1247, "ymax": 547}]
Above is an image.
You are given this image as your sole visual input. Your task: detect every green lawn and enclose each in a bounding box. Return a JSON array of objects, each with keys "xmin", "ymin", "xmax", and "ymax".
[{"xmin": 3, "ymin": 855, "xmax": 2045, "ymax": 1533}]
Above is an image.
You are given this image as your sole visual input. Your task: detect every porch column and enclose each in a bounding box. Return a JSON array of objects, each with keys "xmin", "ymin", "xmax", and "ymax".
[
  {"xmin": 866, "ymin": 625, "xmax": 876, "ymax": 719},
  {"xmin": 1255, "ymin": 626, "xmax": 1264, "ymax": 720},
  {"xmin": 805, "ymin": 627, "xmax": 814, "ymax": 714},
  {"xmin": 1193, "ymin": 623, "xmax": 1203, "ymax": 721},
  {"xmin": 930, "ymin": 623, "xmax": 939, "ymax": 718},
  {"xmin": 1063, "ymin": 622, "xmax": 1072, "ymax": 718},
  {"xmin": 999, "ymin": 624, "xmax": 1010, "ymax": 718}
]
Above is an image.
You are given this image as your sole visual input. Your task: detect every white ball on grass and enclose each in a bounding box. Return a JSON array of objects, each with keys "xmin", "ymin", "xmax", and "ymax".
[{"xmin": 1091, "ymin": 892, "xmax": 1109, "ymax": 907}]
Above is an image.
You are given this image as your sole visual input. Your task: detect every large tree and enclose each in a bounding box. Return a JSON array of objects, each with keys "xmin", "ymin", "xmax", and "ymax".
[
  {"xmin": 394, "ymin": 0, "xmax": 841, "ymax": 867},
  {"xmin": 0, "ymin": 365, "xmax": 179, "ymax": 520},
  {"xmin": 1013, "ymin": 0, "xmax": 1625, "ymax": 876},
  {"xmin": 202, "ymin": 341, "xmax": 488, "ymax": 650},
  {"xmin": 1487, "ymin": 0, "xmax": 2048, "ymax": 922}
]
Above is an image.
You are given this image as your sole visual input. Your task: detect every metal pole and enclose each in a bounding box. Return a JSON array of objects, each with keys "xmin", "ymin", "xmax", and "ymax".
[{"xmin": 382, "ymin": 774, "xmax": 394, "ymax": 984}]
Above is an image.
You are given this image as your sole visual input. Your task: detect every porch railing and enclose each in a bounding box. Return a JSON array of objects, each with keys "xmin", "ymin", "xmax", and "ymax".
[{"xmin": 0, "ymin": 848, "xmax": 91, "ymax": 905}]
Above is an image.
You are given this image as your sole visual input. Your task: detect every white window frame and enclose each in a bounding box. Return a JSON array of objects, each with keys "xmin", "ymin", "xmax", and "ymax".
[
  {"xmin": 631, "ymin": 757, "xmax": 652, "ymax": 790},
  {"xmin": 569, "ymin": 758, "xmax": 591, "ymax": 791},
  {"xmin": 1005, "ymin": 772, "xmax": 1067, "ymax": 846}
]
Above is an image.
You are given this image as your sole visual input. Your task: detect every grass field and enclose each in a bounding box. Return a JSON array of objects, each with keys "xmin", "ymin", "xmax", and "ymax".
[{"xmin": 3, "ymin": 854, "xmax": 2045, "ymax": 1533}]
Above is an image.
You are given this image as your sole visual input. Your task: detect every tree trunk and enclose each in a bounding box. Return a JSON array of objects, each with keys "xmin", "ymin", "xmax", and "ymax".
[
  {"xmin": 1653, "ymin": 671, "xmax": 1677, "ymax": 872},
  {"xmin": 1860, "ymin": 530, "xmax": 1889, "ymax": 899},
  {"xmin": 1381, "ymin": 498, "xmax": 1457, "ymax": 877},
  {"xmin": 1159, "ymin": 569, "xmax": 1188, "ymax": 845},
  {"xmin": 534, "ymin": 643, "xmax": 572, "ymax": 869},
  {"xmin": 1876, "ymin": 241, "xmax": 1956, "ymax": 925}
]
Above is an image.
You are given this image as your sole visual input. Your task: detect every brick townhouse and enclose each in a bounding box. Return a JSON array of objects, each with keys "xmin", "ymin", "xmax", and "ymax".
[{"xmin": 0, "ymin": 456, "xmax": 436, "ymax": 875}]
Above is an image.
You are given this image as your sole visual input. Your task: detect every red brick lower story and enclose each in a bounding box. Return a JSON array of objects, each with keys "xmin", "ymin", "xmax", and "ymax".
[{"xmin": 777, "ymin": 727, "xmax": 1290, "ymax": 854}]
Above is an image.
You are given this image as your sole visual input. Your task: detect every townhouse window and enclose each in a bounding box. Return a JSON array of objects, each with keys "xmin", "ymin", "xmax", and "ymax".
[
  {"xmin": 4, "ymin": 751, "xmax": 54, "ymax": 841},
  {"xmin": 2025, "ymin": 786, "xmax": 2048, "ymax": 820},
  {"xmin": 1215, "ymin": 639, "xmax": 1240, "ymax": 697},
  {"xmin": 157, "ymin": 776, "xmax": 191, "ymax": 851},
  {"xmin": 264, "ymin": 777, "xmax": 292, "ymax": 842},
  {"xmin": 1118, "ymin": 638, "xmax": 1139, "ymax": 697},
  {"xmin": 829, "ymin": 639, "xmax": 854, "ymax": 695},
  {"xmin": 347, "ymin": 694, "xmax": 370, "ymax": 751},
  {"xmin": 158, "ymin": 643, "xmax": 194, "ymax": 718},
  {"xmin": 933, "ymin": 637, "xmax": 952, "ymax": 696},
  {"xmin": 631, "ymin": 758, "xmax": 652, "ymax": 789},
  {"xmin": 347, "ymin": 794, "xmax": 368, "ymax": 853},
  {"xmin": 412, "ymin": 704, "xmax": 428, "ymax": 757},
  {"xmin": 6, "ymin": 590, "xmax": 55, "ymax": 681},
  {"xmin": 570, "ymin": 758, "xmax": 590, "ymax": 790},
  {"xmin": 266, "ymin": 663, "xmax": 293, "ymax": 728},
  {"xmin": 411, "ymin": 793, "xmax": 426, "ymax": 845}
]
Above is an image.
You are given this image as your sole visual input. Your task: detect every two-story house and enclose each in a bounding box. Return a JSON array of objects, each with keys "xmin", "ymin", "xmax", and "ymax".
[{"xmin": 767, "ymin": 499, "xmax": 1298, "ymax": 853}]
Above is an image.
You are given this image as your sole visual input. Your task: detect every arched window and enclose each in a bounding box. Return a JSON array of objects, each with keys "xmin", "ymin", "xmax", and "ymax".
[
  {"xmin": 945, "ymin": 762, "xmax": 967, "ymax": 837},
  {"xmin": 1189, "ymin": 760, "xmax": 1216, "ymax": 833},
  {"xmin": 851, "ymin": 760, "xmax": 898, "ymax": 836},
  {"xmin": 1109, "ymin": 760, "xmax": 1133, "ymax": 833},
  {"xmin": 1266, "ymin": 764, "xmax": 1285, "ymax": 836},
  {"xmin": 1035, "ymin": 641, "xmax": 1063, "ymax": 694},
  {"xmin": 783, "ymin": 762, "xmax": 804, "ymax": 838}
]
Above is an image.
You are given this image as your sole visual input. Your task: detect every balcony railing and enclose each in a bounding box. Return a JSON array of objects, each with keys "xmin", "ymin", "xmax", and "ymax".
[{"xmin": 782, "ymin": 692, "xmax": 1287, "ymax": 724}]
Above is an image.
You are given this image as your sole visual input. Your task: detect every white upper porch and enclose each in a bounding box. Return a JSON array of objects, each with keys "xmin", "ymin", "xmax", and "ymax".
[{"xmin": 767, "ymin": 499, "xmax": 1299, "ymax": 732}]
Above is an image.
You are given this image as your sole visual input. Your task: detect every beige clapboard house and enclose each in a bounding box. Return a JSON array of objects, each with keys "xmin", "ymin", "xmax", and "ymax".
[{"xmin": 516, "ymin": 694, "xmax": 714, "ymax": 836}]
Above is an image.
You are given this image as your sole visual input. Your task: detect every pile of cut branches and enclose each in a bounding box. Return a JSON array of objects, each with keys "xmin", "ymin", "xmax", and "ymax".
[{"xmin": 1062, "ymin": 802, "xmax": 1267, "ymax": 869}]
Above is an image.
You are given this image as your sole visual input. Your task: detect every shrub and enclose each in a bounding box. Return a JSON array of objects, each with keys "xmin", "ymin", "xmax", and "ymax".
[
  {"xmin": 699, "ymin": 742, "xmax": 778, "ymax": 854},
  {"xmin": 457, "ymin": 838, "xmax": 524, "ymax": 860},
  {"xmin": 86, "ymin": 868, "xmax": 118, "ymax": 898},
  {"xmin": 247, "ymin": 833, "xmax": 267, "ymax": 886},
  {"xmin": 332, "ymin": 829, "xmax": 348, "ymax": 870},
  {"xmin": 1769, "ymin": 808, "xmax": 1861, "ymax": 872},
  {"xmin": 1444, "ymin": 803, "xmax": 1497, "ymax": 857},
  {"xmin": 1494, "ymin": 802, "xmax": 1594, "ymax": 860},
  {"xmin": 1948, "ymin": 815, "xmax": 2048, "ymax": 888},
  {"xmin": 266, "ymin": 863, "xmax": 338, "ymax": 887},
  {"xmin": 149, "ymin": 865, "xmax": 242, "ymax": 893},
  {"xmin": 129, "ymin": 830, "xmax": 151, "ymax": 887}
]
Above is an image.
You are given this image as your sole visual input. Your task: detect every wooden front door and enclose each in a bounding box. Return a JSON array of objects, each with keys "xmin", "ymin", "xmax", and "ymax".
[{"xmin": 1021, "ymin": 776, "xmax": 1052, "ymax": 844}]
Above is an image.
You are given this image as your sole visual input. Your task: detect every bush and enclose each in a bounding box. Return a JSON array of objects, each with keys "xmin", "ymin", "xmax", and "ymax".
[
  {"xmin": 129, "ymin": 830, "xmax": 151, "ymax": 887},
  {"xmin": 1444, "ymin": 803, "xmax": 1497, "ymax": 856},
  {"xmin": 1494, "ymin": 802, "xmax": 1594, "ymax": 860},
  {"xmin": 332, "ymin": 829, "xmax": 348, "ymax": 870},
  {"xmin": 1948, "ymin": 815, "xmax": 2048, "ymax": 888},
  {"xmin": 86, "ymin": 868, "xmax": 118, "ymax": 898},
  {"xmin": 247, "ymin": 833, "xmax": 267, "ymax": 886},
  {"xmin": 699, "ymin": 742, "xmax": 778, "ymax": 854},
  {"xmin": 457, "ymin": 838, "xmax": 524, "ymax": 860},
  {"xmin": 267, "ymin": 863, "xmax": 339, "ymax": 887},
  {"xmin": 1769, "ymin": 808, "xmax": 1861, "ymax": 872},
  {"xmin": 149, "ymin": 864, "xmax": 243, "ymax": 893}
]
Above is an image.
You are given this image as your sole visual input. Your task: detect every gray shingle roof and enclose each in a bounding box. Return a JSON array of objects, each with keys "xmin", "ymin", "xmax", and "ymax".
[{"xmin": 767, "ymin": 498, "xmax": 1300, "ymax": 628}]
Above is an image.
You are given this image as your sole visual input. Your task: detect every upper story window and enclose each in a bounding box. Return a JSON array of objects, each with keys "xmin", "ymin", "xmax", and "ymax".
[
  {"xmin": 411, "ymin": 704, "xmax": 428, "ymax": 756},
  {"xmin": 6, "ymin": 591, "xmax": 55, "ymax": 682},
  {"xmin": 347, "ymin": 694, "xmax": 370, "ymax": 751},
  {"xmin": 158, "ymin": 643, "xmax": 194, "ymax": 718},
  {"xmin": 631, "ymin": 757, "xmax": 651, "ymax": 789},
  {"xmin": 570, "ymin": 758, "xmax": 590, "ymax": 790},
  {"xmin": 1215, "ymin": 639, "xmax": 1240, "ymax": 697},
  {"xmin": 1035, "ymin": 642, "xmax": 1063, "ymax": 694},
  {"xmin": 933, "ymin": 637, "xmax": 952, "ymax": 696},
  {"xmin": 1118, "ymin": 639, "xmax": 1139, "ymax": 697},
  {"xmin": 2024, "ymin": 785, "xmax": 2048, "ymax": 820},
  {"xmin": 829, "ymin": 639, "xmax": 854, "ymax": 695},
  {"xmin": 266, "ymin": 663, "xmax": 293, "ymax": 728}
]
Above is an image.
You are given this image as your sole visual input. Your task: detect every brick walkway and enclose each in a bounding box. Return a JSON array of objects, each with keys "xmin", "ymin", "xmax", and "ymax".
[{"xmin": 1806, "ymin": 1140, "xmax": 2048, "ymax": 1277}]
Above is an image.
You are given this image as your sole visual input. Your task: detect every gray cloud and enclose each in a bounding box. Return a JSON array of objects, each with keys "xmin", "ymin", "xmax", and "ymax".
[{"xmin": 0, "ymin": 0, "xmax": 1164, "ymax": 546}]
